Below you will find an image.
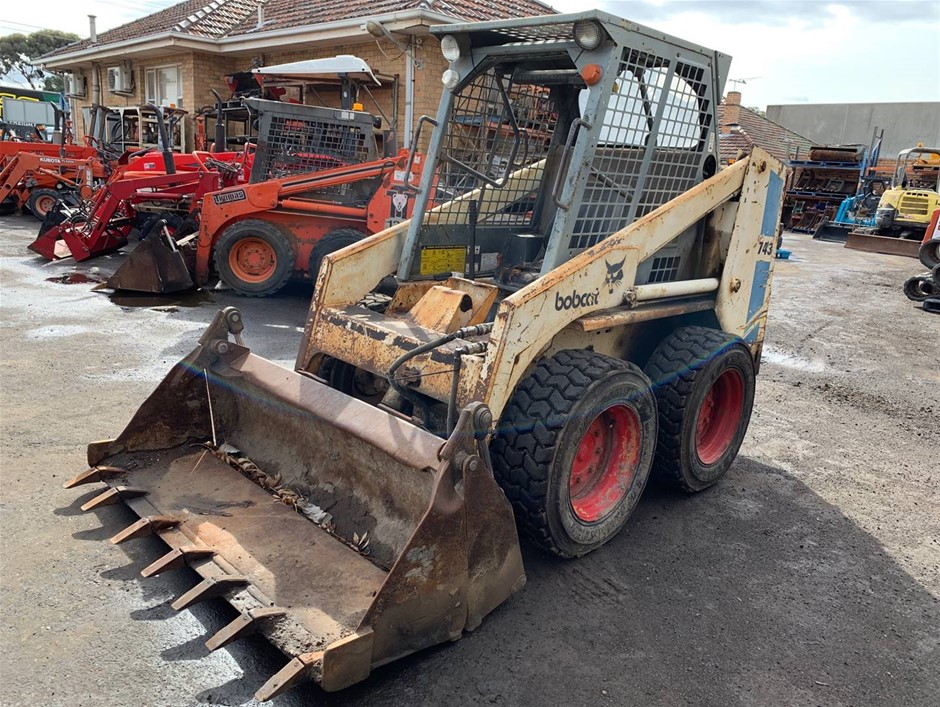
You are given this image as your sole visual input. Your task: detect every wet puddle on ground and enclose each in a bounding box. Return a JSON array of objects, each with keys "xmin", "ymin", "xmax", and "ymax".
[
  {"xmin": 45, "ymin": 271, "xmax": 214, "ymax": 310},
  {"xmin": 46, "ymin": 272, "xmax": 105, "ymax": 285},
  {"xmin": 105, "ymin": 289, "xmax": 215, "ymax": 309}
]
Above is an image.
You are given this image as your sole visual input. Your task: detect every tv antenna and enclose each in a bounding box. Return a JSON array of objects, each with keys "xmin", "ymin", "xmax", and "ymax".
[{"xmin": 728, "ymin": 76, "xmax": 762, "ymax": 91}]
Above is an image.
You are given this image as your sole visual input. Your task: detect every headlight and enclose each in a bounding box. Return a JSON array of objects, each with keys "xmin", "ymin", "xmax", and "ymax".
[
  {"xmin": 442, "ymin": 69, "xmax": 460, "ymax": 89},
  {"xmin": 441, "ymin": 34, "xmax": 461, "ymax": 62},
  {"xmin": 573, "ymin": 20, "xmax": 604, "ymax": 51}
]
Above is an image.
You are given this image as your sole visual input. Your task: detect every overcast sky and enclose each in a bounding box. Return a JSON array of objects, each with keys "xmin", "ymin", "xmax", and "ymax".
[{"xmin": 2, "ymin": 0, "xmax": 938, "ymax": 109}]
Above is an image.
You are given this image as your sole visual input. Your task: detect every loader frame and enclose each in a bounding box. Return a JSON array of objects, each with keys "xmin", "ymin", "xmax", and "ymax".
[{"xmin": 301, "ymin": 149, "xmax": 784, "ymax": 421}]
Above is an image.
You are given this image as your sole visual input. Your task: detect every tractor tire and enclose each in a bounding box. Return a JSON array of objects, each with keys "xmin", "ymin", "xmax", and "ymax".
[
  {"xmin": 27, "ymin": 189, "xmax": 61, "ymax": 220},
  {"xmin": 920, "ymin": 238, "xmax": 940, "ymax": 271},
  {"xmin": 644, "ymin": 326, "xmax": 756, "ymax": 492},
  {"xmin": 214, "ymin": 219, "xmax": 294, "ymax": 297},
  {"xmin": 491, "ymin": 350, "xmax": 657, "ymax": 558},
  {"xmin": 308, "ymin": 228, "xmax": 366, "ymax": 282},
  {"xmin": 1, "ymin": 196, "xmax": 19, "ymax": 215},
  {"xmin": 903, "ymin": 275, "xmax": 935, "ymax": 302}
]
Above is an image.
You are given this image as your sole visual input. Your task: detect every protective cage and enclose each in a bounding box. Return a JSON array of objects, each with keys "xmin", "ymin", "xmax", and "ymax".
[
  {"xmin": 398, "ymin": 11, "xmax": 729, "ymax": 281},
  {"xmin": 247, "ymin": 98, "xmax": 379, "ymax": 183}
]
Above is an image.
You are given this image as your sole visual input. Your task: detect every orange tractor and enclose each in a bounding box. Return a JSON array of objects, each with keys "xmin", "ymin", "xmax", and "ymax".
[
  {"xmin": 29, "ymin": 105, "xmax": 250, "ymax": 266},
  {"xmin": 110, "ymin": 63, "xmax": 422, "ymax": 296},
  {"xmin": 0, "ymin": 108, "xmax": 109, "ymax": 218}
]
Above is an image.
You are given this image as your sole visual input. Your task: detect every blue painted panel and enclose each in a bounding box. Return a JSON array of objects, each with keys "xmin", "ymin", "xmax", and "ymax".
[
  {"xmin": 743, "ymin": 321, "xmax": 760, "ymax": 344},
  {"xmin": 747, "ymin": 260, "xmax": 771, "ymax": 321},
  {"xmin": 761, "ymin": 171, "xmax": 784, "ymax": 237}
]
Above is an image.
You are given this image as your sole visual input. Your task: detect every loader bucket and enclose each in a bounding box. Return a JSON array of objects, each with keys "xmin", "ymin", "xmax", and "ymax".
[
  {"xmin": 66, "ymin": 308, "xmax": 524, "ymax": 700},
  {"xmin": 107, "ymin": 230, "xmax": 194, "ymax": 293}
]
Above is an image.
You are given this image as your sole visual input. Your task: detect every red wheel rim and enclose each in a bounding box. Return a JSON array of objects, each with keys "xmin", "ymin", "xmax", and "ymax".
[
  {"xmin": 695, "ymin": 369, "xmax": 745, "ymax": 465},
  {"xmin": 229, "ymin": 237, "xmax": 276, "ymax": 283},
  {"xmin": 569, "ymin": 404, "xmax": 642, "ymax": 523}
]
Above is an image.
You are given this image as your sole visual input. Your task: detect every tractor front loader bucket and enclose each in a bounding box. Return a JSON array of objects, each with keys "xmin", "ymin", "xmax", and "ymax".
[
  {"xmin": 107, "ymin": 227, "xmax": 194, "ymax": 293},
  {"xmin": 66, "ymin": 307, "xmax": 524, "ymax": 700}
]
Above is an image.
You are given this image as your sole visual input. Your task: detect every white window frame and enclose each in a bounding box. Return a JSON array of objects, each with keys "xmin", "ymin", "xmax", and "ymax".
[{"xmin": 145, "ymin": 64, "xmax": 183, "ymax": 108}]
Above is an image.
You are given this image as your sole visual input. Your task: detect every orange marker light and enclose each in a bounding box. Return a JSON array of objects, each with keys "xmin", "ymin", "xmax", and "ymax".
[{"xmin": 581, "ymin": 64, "xmax": 603, "ymax": 86}]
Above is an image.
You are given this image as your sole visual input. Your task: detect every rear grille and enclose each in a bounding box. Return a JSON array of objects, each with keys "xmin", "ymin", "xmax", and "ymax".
[{"xmin": 898, "ymin": 194, "xmax": 930, "ymax": 217}]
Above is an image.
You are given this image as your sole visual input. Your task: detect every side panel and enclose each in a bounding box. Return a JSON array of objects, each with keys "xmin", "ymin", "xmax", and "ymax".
[{"xmin": 716, "ymin": 162, "xmax": 786, "ymax": 350}]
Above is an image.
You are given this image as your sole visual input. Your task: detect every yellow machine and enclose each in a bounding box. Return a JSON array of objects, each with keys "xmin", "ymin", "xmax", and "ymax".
[
  {"xmin": 874, "ymin": 146, "xmax": 940, "ymax": 239},
  {"xmin": 65, "ymin": 12, "xmax": 789, "ymax": 701}
]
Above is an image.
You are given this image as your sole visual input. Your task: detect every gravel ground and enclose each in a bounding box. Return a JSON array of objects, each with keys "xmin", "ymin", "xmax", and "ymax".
[{"xmin": 1, "ymin": 216, "xmax": 937, "ymax": 707}]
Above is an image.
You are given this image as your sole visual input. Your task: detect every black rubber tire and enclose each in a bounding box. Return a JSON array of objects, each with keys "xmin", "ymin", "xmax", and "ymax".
[
  {"xmin": 920, "ymin": 238, "xmax": 940, "ymax": 271},
  {"xmin": 213, "ymin": 219, "xmax": 294, "ymax": 297},
  {"xmin": 308, "ymin": 228, "xmax": 366, "ymax": 282},
  {"xmin": 26, "ymin": 188, "xmax": 61, "ymax": 220},
  {"xmin": 903, "ymin": 275, "xmax": 935, "ymax": 302},
  {"xmin": 644, "ymin": 326, "xmax": 756, "ymax": 492},
  {"xmin": 932, "ymin": 263, "xmax": 940, "ymax": 288},
  {"xmin": 358, "ymin": 292, "xmax": 391, "ymax": 312},
  {"xmin": 491, "ymin": 350, "xmax": 657, "ymax": 558}
]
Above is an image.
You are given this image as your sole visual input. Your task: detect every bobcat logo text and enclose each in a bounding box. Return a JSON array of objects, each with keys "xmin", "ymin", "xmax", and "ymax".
[{"xmin": 555, "ymin": 288, "xmax": 600, "ymax": 311}]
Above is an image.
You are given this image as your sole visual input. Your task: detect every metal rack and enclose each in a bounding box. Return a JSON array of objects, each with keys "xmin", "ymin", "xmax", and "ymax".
[{"xmin": 85, "ymin": 105, "xmax": 188, "ymax": 152}]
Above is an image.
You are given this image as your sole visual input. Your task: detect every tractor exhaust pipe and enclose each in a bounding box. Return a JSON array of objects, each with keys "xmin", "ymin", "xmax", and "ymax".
[
  {"xmin": 210, "ymin": 89, "xmax": 225, "ymax": 154},
  {"xmin": 147, "ymin": 103, "xmax": 176, "ymax": 175}
]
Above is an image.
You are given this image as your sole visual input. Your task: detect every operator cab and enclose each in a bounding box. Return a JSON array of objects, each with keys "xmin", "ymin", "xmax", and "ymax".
[{"xmin": 398, "ymin": 14, "xmax": 726, "ymax": 293}]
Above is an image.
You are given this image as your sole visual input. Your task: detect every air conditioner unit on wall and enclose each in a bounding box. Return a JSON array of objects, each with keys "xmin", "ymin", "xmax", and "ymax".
[
  {"xmin": 65, "ymin": 72, "xmax": 87, "ymax": 97},
  {"xmin": 107, "ymin": 64, "xmax": 134, "ymax": 94}
]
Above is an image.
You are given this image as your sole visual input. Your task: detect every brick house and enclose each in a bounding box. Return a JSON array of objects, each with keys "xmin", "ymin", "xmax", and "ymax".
[
  {"xmin": 718, "ymin": 91, "xmax": 813, "ymax": 165},
  {"xmin": 40, "ymin": 0, "xmax": 555, "ymax": 150}
]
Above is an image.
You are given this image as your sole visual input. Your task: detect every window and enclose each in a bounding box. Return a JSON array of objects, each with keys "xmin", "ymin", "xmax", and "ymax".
[{"xmin": 145, "ymin": 65, "xmax": 182, "ymax": 107}]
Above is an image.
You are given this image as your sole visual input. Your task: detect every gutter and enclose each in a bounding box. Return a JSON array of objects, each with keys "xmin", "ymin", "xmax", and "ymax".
[
  {"xmin": 40, "ymin": 8, "xmax": 458, "ymax": 68},
  {"xmin": 41, "ymin": 32, "xmax": 218, "ymax": 69}
]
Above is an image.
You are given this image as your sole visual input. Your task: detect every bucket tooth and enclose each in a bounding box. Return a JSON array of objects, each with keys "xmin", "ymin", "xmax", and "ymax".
[
  {"xmin": 171, "ymin": 576, "xmax": 250, "ymax": 611},
  {"xmin": 110, "ymin": 516, "xmax": 180, "ymax": 545},
  {"xmin": 64, "ymin": 465, "xmax": 126, "ymax": 489},
  {"xmin": 140, "ymin": 546, "xmax": 215, "ymax": 578},
  {"xmin": 205, "ymin": 607, "xmax": 286, "ymax": 652},
  {"xmin": 255, "ymin": 652, "xmax": 323, "ymax": 702},
  {"xmin": 80, "ymin": 486, "xmax": 148, "ymax": 512}
]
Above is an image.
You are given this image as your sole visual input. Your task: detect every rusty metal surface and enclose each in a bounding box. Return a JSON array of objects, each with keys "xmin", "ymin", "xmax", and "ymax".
[
  {"xmin": 106, "ymin": 232, "xmax": 194, "ymax": 293},
  {"xmin": 845, "ymin": 231, "xmax": 921, "ymax": 258},
  {"xmin": 406, "ymin": 285, "xmax": 476, "ymax": 333},
  {"xmin": 75, "ymin": 325, "xmax": 524, "ymax": 700},
  {"xmin": 569, "ymin": 296, "xmax": 717, "ymax": 332},
  {"xmin": 106, "ymin": 448, "xmax": 388, "ymax": 638}
]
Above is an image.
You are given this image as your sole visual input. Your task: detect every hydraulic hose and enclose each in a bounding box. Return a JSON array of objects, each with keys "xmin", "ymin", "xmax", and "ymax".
[{"xmin": 387, "ymin": 322, "xmax": 493, "ymax": 418}]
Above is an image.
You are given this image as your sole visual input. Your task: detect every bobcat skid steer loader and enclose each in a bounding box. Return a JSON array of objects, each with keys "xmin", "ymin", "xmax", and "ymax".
[{"xmin": 65, "ymin": 11, "xmax": 786, "ymax": 701}]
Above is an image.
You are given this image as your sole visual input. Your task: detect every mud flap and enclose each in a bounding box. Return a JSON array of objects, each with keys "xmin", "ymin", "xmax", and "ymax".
[
  {"xmin": 66, "ymin": 307, "xmax": 524, "ymax": 700},
  {"xmin": 107, "ymin": 230, "xmax": 194, "ymax": 292}
]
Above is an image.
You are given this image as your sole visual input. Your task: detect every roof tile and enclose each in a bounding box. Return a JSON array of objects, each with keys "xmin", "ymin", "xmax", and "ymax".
[
  {"xmin": 43, "ymin": 0, "xmax": 556, "ymax": 58},
  {"xmin": 717, "ymin": 103, "xmax": 814, "ymax": 164}
]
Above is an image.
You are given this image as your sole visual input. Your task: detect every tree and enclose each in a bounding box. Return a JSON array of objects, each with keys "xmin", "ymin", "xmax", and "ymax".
[{"xmin": 0, "ymin": 30, "xmax": 79, "ymax": 90}]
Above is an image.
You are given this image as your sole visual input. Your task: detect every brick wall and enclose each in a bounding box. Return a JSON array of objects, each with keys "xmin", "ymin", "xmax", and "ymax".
[
  {"xmin": 70, "ymin": 53, "xmax": 197, "ymax": 149},
  {"xmin": 67, "ymin": 36, "xmax": 449, "ymax": 152}
]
